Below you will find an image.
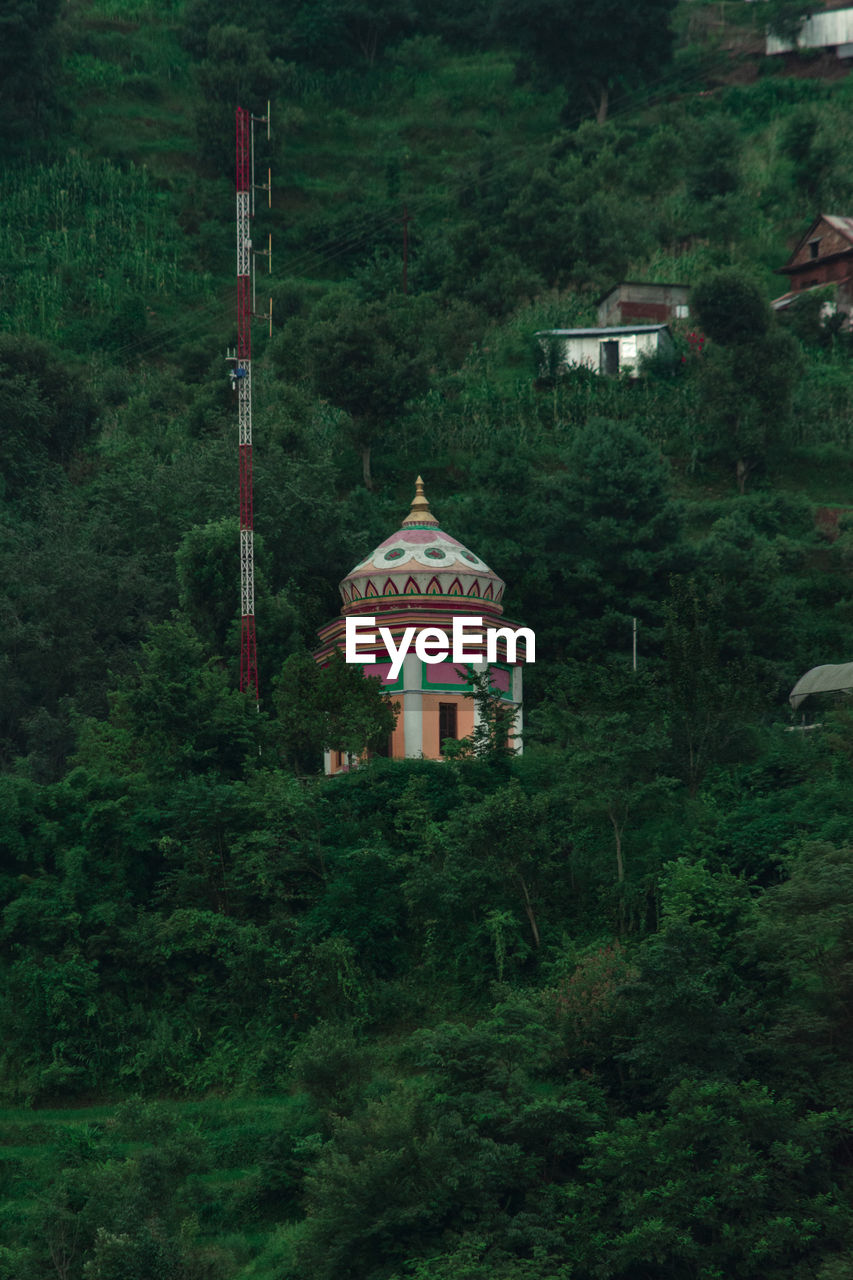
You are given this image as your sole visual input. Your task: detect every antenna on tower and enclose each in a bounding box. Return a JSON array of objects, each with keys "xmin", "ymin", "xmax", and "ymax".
[{"xmin": 226, "ymin": 104, "xmax": 272, "ymax": 704}]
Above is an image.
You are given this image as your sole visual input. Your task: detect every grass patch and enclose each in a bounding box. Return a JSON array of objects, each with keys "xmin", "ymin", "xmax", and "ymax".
[
  {"xmin": 771, "ymin": 446, "xmax": 853, "ymax": 506},
  {"xmin": 0, "ymin": 1096, "xmax": 310, "ymax": 1277}
]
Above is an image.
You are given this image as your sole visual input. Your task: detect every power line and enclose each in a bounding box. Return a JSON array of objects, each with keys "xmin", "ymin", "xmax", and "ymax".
[{"xmin": 86, "ymin": 41, "xmax": 763, "ymax": 370}]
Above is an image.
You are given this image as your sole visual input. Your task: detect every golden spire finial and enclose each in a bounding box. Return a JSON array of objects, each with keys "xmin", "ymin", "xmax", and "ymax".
[{"xmin": 402, "ymin": 474, "xmax": 439, "ymax": 526}]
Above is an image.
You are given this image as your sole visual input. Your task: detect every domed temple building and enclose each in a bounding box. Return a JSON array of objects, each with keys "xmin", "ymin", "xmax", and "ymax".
[{"xmin": 314, "ymin": 477, "xmax": 531, "ymax": 774}]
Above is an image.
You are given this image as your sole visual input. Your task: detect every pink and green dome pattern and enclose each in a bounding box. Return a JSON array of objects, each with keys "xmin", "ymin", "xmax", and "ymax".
[{"xmin": 339, "ymin": 478, "xmax": 505, "ymax": 615}]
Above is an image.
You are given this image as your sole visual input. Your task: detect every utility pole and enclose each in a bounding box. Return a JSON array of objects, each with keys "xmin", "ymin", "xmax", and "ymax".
[{"xmin": 227, "ymin": 103, "xmax": 271, "ymax": 703}]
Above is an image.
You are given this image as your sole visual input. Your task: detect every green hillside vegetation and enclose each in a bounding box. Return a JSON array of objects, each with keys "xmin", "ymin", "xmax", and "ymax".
[{"xmin": 6, "ymin": 0, "xmax": 853, "ymax": 1275}]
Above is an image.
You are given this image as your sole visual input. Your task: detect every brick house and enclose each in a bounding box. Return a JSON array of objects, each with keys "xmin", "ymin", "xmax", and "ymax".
[
  {"xmin": 596, "ymin": 281, "xmax": 690, "ymax": 327},
  {"xmin": 772, "ymin": 214, "xmax": 853, "ymax": 324}
]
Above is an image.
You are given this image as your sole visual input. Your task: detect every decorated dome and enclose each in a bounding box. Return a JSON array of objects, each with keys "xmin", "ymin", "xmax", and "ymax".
[{"xmin": 340, "ymin": 477, "xmax": 505, "ymax": 615}]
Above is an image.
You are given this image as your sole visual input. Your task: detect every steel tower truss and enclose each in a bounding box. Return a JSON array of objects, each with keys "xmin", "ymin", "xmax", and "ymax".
[{"xmin": 233, "ymin": 104, "xmax": 270, "ymax": 700}]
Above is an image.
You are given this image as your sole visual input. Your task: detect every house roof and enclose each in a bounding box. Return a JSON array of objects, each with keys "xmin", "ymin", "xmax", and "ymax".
[
  {"xmin": 823, "ymin": 214, "xmax": 853, "ymax": 242},
  {"xmin": 536, "ymin": 325, "xmax": 671, "ymax": 338},
  {"xmin": 596, "ymin": 281, "xmax": 689, "ymax": 305},
  {"xmin": 787, "ymin": 214, "xmax": 853, "ymax": 265},
  {"xmin": 771, "ymin": 276, "xmax": 853, "ymax": 309}
]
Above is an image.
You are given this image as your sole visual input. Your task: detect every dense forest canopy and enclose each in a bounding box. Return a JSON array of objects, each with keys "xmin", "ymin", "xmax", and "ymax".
[{"xmin": 5, "ymin": 0, "xmax": 853, "ymax": 1277}]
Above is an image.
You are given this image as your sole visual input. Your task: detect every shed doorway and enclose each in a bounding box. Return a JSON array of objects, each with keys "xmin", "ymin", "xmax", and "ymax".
[{"xmin": 599, "ymin": 340, "xmax": 619, "ymax": 375}]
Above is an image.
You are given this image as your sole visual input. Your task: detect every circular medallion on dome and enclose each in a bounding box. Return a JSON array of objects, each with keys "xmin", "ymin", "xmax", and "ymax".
[
  {"xmin": 382, "ymin": 548, "xmax": 405, "ymax": 562},
  {"xmin": 411, "ymin": 541, "xmax": 456, "ymax": 567},
  {"xmin": 460, "ymin": 550, "xmax": 483, "ymax": 566}
]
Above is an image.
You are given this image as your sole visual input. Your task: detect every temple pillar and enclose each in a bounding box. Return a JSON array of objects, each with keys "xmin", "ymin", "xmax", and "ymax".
[{"xmin": 402, "ymin": 652, "xmax": 423, "ymax": 758}]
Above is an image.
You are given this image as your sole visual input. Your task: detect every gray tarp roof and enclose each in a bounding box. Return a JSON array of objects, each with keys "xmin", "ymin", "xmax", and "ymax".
[{"xmin": 789, "ymin": 661, "xmax": 853, "ymax": 709}]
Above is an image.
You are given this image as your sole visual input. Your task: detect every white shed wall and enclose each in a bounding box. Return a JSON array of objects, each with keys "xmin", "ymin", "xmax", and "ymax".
[
  {"xmin": 767, "ymin": 7, "xmax": 853, "ymax": 54},
  {"xmin": 555, "ymin": 330, "xmax": 665, "ymax": 375}
]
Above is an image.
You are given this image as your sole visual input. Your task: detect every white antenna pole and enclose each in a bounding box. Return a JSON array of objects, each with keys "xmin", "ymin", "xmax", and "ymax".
[{"xmin": 229, "ymin": 103, "xmax": 271, "ymax": 702}]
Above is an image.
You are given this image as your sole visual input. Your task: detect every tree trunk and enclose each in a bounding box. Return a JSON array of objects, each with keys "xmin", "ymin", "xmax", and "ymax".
[
  {"xmin": 736, "ymin": 457, "xmax": 750, "ymax": 494},
  {"xmin": 608, "ymin": 806, "xmax": 624, "ymax": 883},
  {"xmin": 361, "ymin": 443, "xmax": 373, "ymax": 490},
  {"xmin": 584, "ymin": 81, "xmax": 609, "ymax": 124},
  {"xmin": 517, "ymin": 873, "xmax": 541, "ymax": 949},
  {"xmin": 216, "ymin": 829, "xmax": 229, "ymax": 915},
  {"xmin": 687, "ymin": 737, "xmax": 699, "ymax": 798},
  {"xmin": 608, "ymin": 807, "xmax": 627, "ymax": 936}
]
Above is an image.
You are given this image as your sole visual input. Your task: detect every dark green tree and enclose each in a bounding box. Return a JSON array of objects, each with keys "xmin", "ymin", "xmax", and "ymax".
[
  {"xmin": 73, "ymin": 616, "xmax": 261, "ymax": 784},
  {"xmin": 531, "ymin": 663, "xmax": 675, "ymax": 903},
  {"xmin": 687, "ymin": 116, "xmax": 743, "ymax": 204},
  {"xmin": 555, "ymin": 417, "xmax": 686, "ymax": 655},
  {"xmin": 692, "ymin": 270, "xmax": 803, "ymax": 493},
  {"xmin": 744, "ymin": 841, "xmax": 853, "ymax": 1106},
  {"xmin": 0, "ymin": 0, "xmax": 61, "ymax": 151},
  {"xmin": 442, "ymin": 668, "xmax": 519, "ymax": 763},
  {"xmin": 272, "ymin": 649, "xmax": 398, "ymax": 772},
  {"xmin": 567, "ymin": 1077, "xmax": 852, "ymax": 1277},
  {"xmin": 437, "ymin": 779, "xmax": 558, "ymax": 960},
  {"xmin": 175, "ymin": 517, "xmax": 302, "ymax": 683},
  {"xmin": 293, "ymin": 0, "xmax": 416, "ymax": 66},
  {"xmin": 175, "ymin": 517, "xmax": 239, "ymax": 654},
  {"xmin": 0, "ymin": 337, "xmax": 99, "ymax": 501},
  {"xmin": 663, "ymin": 575, "xmax": 762, "ymax": 795},
  {"xmin": 193, "ymin": 25, "xmax": 281, "ymax": 174},
  {"xmin": 692, "ymin": 269, "xmax": 772, "ymax": 345},
  {"xmin": 452, "ymin": 420, "xmax": 687, "ymax": 665},
  {"xmin": 304, "ymin": 296, "xmax": 429, "ymax": 489},
  {"xmin": 492, "ymin": 0, "xmax": 677, "ymax": 123},
  {"xmin": 765, "ymin": 0, "xmax": 811, "ymax": 42},
  {"xmin": 501, "ymin": 138, "xmax": 651, "ymax": 286},
  {"xmin": 238, "ymin": 0, "xmax": 419, "ymax": 68},
  {"xmin": 615, "ymin": 856, "xmax": 758, "ymax": 1097},
  {"xmin": 287, "ymin": 997, "xmax": 605, "ymax": 1280}
]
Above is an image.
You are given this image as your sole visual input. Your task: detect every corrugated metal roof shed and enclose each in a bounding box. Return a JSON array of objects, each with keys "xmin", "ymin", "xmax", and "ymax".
[
  {"xmin": 790, "ymin": 661, "xmax": 853, "ymax": 709},
  {"xmin": 771, "ymin": 276, "xmax": 853, "ymax": 309},
  {"xmin": 535, "ymin": 325, "xmax": 670, "ymax": 338}
]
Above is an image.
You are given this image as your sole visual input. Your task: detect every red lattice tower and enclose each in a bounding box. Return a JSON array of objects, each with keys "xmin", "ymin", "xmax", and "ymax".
[{"xmin": 232, "ymin": 105, "xmax": 270, "ymax": 700}]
